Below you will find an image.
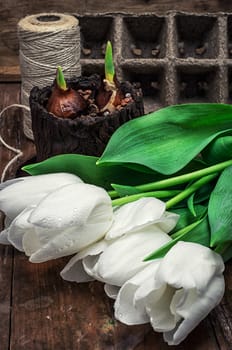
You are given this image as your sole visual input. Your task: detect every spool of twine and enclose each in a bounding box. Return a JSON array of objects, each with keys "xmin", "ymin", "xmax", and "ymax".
[{"xmin": 18, "ymin": 13, "xmax": 81, "ymax": 140}]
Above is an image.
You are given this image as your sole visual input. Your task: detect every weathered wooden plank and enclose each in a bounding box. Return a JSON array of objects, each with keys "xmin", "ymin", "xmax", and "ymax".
[
  {"xmin": 0, "ymin": 244, "xmax": 13, "ymax": 350},
  {"xmin": 0, "ymin": 83, "xmax": 36, "ymax": 179},
  {"xmin": 115, "ymin": 313, "xmax": 220, "ymax": 349},
  {"xmin": 209, "ymin": 263, "xmax": 232, "ymax": 349},
  {"xmin": 10, "ymin": 253, "xmax": 116, "ymax": 350},
  {"xmin": 0, "ymin": 66, "xmax": 21, "ymax": 82},
  {"xmin": 0, "ymin": 83, "xmax": 21, "ymax": 350},
  {"xmin": 85, "ymin": 0, "xmax": 232, "ymax": 13}
]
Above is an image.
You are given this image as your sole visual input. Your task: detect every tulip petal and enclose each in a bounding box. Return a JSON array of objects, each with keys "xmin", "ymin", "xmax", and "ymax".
[
  {"xmin": 25, "ymin": 183, "xmax": 113, "ymax": 262},
  {"xmin": 82, "ymin": 240, "xmax": 113, "ymax": 282},
  {"xmin": 104, "ymin": 284, "xmax": 120, "ymax": 299},
  {"xmin": 0, "ymin": 173, "xmax": 82, "ymax": 220},
  {"xmin": 163, "ymin": 276, "xmax": 225, "ymax": 345},
  {"xmin": 60, "ymin": 240, "xmax": 108, "ymax": 282},
  {"xmin": 28, "ymin": 226, "xmax": 95, "ymax": 263},
  {"xmin": 143, "ymin": 285, "xmax": 180, "ymax": 332},
  {"xmin": 0, "ymin": 228, "xmax": 10, "ymax": 245},
  {"xmin": 106, "ymin": 197, "xmax": 166, "ymax": 240},
  {"xmin": 0, "ymin": 178, "xmax": 23, "ymax": 190},
  {"xmin": 89, "ymin": 227, "xmax": 171, "ymax": 286},
  {"xmin": 28, "ymin": 217, "xmax": 112, "ymax": 263},
  {"xmin": 22, "ymin": 226, "xmax": 44, "ymax": 256},
  {"xmin": 133, "ymin": 242, "xmax": 225, "ymax": 346},
  {"xmin": 156, "ymin": 241, "xmax": 225, "ymax": 291},
  {"xmin": 115, "ymin": 262, "xmax": 160, "ymax": 325},
  {"xmin": 156, "ymin": 211, "xmax": 180, "ymax": 233},
  {"xmin": 8, "ymin": 206, "xmax": 35, "ymax": 251},
  {"xmin": 29, "ymin": 183, "xmax": 112, "ymax": 230}
]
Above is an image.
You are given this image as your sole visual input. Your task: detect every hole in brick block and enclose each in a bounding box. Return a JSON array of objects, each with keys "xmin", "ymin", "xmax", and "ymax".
[
  {"xmin": 228, "ymin": 68, "xmax": 232, "ymax": 102},
  {"xmin": 81, "ymin": 62, "xmax": 104, "ymax": 77},
  {"xmin": 177, "ymin": 66, "xmax": 219, "ymax": 103},
  {"xmin": 227, "ymin": 16, "xmax": 232, "ymax": 58},
  {"xmin": 175, "ymin": 15, "xmax": 218, "ymax": 58},
  {"xmin": 122, "ymin": 65, "xmax": 165, "ymax": 113},
  {"xmin": 78, "ymin": 16, "xmax": 113, "ymax": 59},
  {"xmin": 122, "ymin": 16, "xmax": 166, "ymax": 59}
]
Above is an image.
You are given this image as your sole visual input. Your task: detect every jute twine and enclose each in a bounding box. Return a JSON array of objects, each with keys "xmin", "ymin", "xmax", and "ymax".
[
  {"xmin": 0, "ymin": 105, "xmax": 29, "ymax": 182},
  {"xmin": 18, "ymin": 13, "xmax": 81, "ymax": 139}
]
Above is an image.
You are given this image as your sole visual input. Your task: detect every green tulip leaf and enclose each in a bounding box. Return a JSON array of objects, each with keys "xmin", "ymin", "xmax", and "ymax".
[
  {"xmin": 209, "ymin": 165, "xmax": 232, "ymax": 247},
  {"xmin": 202, "ymin": 134, "xmax": 232, "ymax": 164},
  {"xmin": 97, "ymin": 103, "xmax": 232, "ymax": 174},
  {"xmin": 171, "ymin": 205, "xmax": 207, "ymax": 235},
  {"xmin": 22, "ymin": 154, "xmax": 166, "ymax": 191},
  {"xmin": 187, "ymin": 194, "xmax": 197, "ymax": 216},
  {"xmin": 187, "ymin": 180, "xmax": 215, "ymax": 216},
  {"xmin": 111, "ymin": 183, "xmax": 142, "ymax": 196},
  {"xmin": 214, "ymin": 241, "xmax": 232, "ymax": 262}
]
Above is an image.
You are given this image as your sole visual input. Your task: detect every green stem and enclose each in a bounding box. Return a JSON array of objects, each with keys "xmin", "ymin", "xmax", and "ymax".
[
  {"xmin": 165, "ymin": 173, "xmax": 218, "ymax": 209},
  {"xmin": 110, "ymin": 159, "xmax": 232, "ymax": 198},
  {"xmin": 144, "ymin": 218, "xmax": 204, "ymax": 261},
  {"xmin": 170, "ymin": 218, "xmax": 204, "ymax": 240},
  {"xmin": 109, "ymin": 190, "xmax": 121, "ymax": 199},
  {"xmin": 111, "ymin": 190, "xmax": 180, "ymax": 207}
]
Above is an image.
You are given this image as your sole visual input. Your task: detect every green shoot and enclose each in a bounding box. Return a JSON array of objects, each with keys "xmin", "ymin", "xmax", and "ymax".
[
  {"xmin": 56, "ymin": 66, "xmax": 67, "ymax": 91},
  {"xmin": 105, "ymin": 41, "xmax": 115, "ymax": 83}
]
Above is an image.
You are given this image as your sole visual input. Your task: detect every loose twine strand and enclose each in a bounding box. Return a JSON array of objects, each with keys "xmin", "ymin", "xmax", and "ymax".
[
  {"xmin": 0, "ymin": 104, "xmax": 29, "ymax": 183},
  {"xmin": 18, "ymin": 13, "xmax": 81, "ymax": 139}
]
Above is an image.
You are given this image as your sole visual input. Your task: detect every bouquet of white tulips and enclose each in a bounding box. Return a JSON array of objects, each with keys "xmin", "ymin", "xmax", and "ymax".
[{"xmin": 1, "ymin": 103, "xmax": 232, "ymax": 345}]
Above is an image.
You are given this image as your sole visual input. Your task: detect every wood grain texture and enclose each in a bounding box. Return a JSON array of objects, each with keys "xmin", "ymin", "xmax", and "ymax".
[
  {"xmin": 85, "ymin": 0, "xmax": 232, "ymax": 13},
  {"xmin": 0, "ymin": 83, "xmax": 35, "ymax": 178},
  {"xmin": 10, "ymin": 252, "xmax": 117, "ymax": 350},
  {"xmin": 0, "ymin": 245, "xmax": 13, "ymax": 350},
  {"xmin": 0, "ymin": 83, "xmax": 20, "ymax": 350}
]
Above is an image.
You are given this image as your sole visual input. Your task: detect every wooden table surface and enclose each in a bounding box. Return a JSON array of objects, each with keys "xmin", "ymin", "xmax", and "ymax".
[{"xmin": 1, "ymin": 82, "xmax": 232, "ymax": 350}]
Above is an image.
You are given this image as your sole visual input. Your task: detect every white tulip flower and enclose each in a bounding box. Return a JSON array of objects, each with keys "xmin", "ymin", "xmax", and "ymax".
[
  {"xmin": 1, "ymin": 182, "xmax": 113, "ymax": 263},
  {"xmin": 61, "ymin": 197, "xmax": 179, "ymax": 291},
  {"xmin": 61, "ymin": 239, "xmax": 111, "ymax": 283},
  {"xmin": 0, "ymin": 173, "xmax": 82, "ymax": 224},
  {"xmin": 61, "ymin": 197, "xmax": 179, "ymax": 290},
  {"xmin": 106, "ymin": 197, "xmax": 178, "ymax": 240},
  {"xmin": 115, "ymin": 241, "xmax": 225, "ymax": 346},
  {"xmin": 84, "ymin": 226, "xmax": 171, "ymax": 287},
  {"xmin": 114, "ymin": 262, "xmax": 160, "ymax": 324},
  {"xmin": 61, "ymin": 226, "xmax": 169, "ymax": 287}
]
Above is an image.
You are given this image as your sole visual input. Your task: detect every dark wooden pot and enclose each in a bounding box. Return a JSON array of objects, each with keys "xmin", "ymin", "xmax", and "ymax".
[{"xmin": 29, "ymin": 74, "xmax": 144, "ymax": 162}]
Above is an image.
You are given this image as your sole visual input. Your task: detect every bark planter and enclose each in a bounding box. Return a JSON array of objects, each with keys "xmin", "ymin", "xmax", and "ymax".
[{"xmin": 30, "ymin": 74, "xmax": 144, "ymax": 162}]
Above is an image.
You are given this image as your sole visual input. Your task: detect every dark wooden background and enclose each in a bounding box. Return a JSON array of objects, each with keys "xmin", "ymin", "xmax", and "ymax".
[
  {"xmin": 1, "ymin": 1, "xmax": 232, "ymax": 349},
  {"xmin": 1, "ymin": 0, "xmax": 232, "ymax": 81}
]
